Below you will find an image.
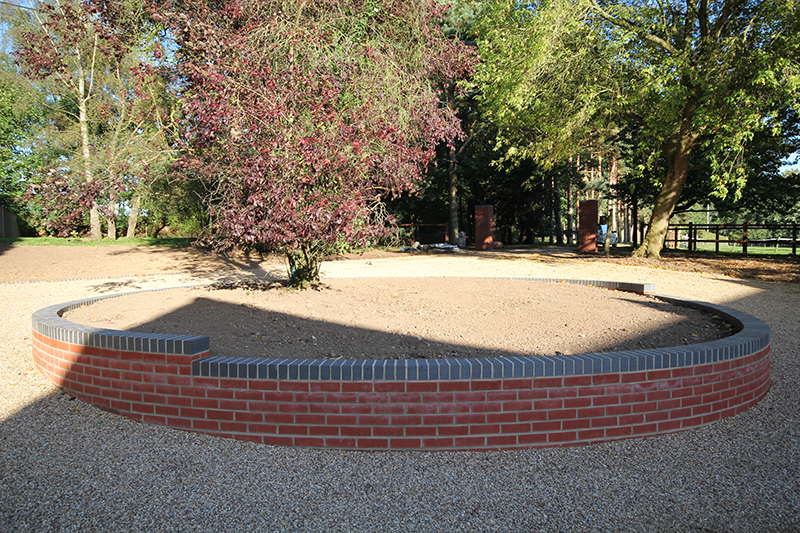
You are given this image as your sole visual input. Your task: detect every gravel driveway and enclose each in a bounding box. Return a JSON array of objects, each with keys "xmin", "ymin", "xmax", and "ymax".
[{"xmin": 1, "ymin": 247, "xmax": 798, "ymax": 532}]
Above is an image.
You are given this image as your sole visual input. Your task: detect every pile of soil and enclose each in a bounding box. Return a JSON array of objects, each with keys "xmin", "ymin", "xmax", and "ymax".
[{"xmin": 64, "ymin": 278, "xmax": 732, "ymax": 360}]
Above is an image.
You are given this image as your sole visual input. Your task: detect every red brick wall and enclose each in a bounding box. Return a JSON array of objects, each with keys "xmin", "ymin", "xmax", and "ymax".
[
  {"xmin": 475, "ymin": 205, "xmax": 493, "ymax": 251},
  {"xmin": 32, "ymin": 329, "xmax": 771, "ymax": 451},
  {"xmin": 579, "ymin": 200, "xmax": 599, "ymax": 253}
]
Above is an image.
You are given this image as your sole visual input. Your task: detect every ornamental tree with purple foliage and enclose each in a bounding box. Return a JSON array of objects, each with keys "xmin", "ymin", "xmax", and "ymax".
[{"xmin": 163, "ymin": 0, "xmax": 476, "ymax": 287}]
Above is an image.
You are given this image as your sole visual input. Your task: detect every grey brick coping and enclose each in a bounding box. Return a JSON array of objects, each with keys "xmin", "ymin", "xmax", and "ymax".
[
  {"xmin": 32, "ymin": 295, "xmax": 210, "ymax": 355},
  {"xmin": 32, "ymin": 279, "xmax": 770, "ymax": 379}
]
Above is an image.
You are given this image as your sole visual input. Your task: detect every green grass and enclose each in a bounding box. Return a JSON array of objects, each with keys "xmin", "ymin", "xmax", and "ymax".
[
  {"xmin": 665, "ymin": 241, "xmax": 798, "ymax": 256},
  {"xmin": 0, "ymin": 236, "xmax": 196, "ymax": 248}
]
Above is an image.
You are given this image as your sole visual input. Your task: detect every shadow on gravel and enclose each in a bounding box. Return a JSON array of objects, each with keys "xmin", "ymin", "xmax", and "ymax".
[
  {"xmin": 0, "ymin": 244, "xmax": 289, "ymax": 283},
  {"xmin": 429, "ymin": 245, "xmax": 800, "ymax": 284},
  {"xmin": 82, "ymin": 267, "xmax": 288, "ymax": 295},
  {"xmin": 0, "ymin": 243, "xmax": 17, "ymax": 258},
  {"xmin": 3, "ymin": 271, "xmax": 799, "ymax": 532}
]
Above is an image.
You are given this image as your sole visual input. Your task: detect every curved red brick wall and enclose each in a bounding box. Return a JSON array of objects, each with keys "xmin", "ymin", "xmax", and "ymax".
[{"xmin": 31, "ymin": 281, "xmax": 771, "ymax": 451}]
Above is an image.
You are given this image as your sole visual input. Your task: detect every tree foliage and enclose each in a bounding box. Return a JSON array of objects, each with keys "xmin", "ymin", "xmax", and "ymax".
[
  {"xmin": 0, "ymin": 56, "xmax": 43, "ymax": 222},
  {"xmin": 476, "ymin": 0, "xmax": 623, "ymax": 163},
  {"xmin": 476, "ymin": 0, "xmax": 800, "ymax": 257},
  {"xmin": 6, "ymin": 0, "xmax": 173, "ymax": 239},
  {"xmin": 675, "ymin": 109, "xmax": 800, "ymax": 217},
  {"xmin": 161, "ymin": 0, "xmax": 475, "ymax": 286}
]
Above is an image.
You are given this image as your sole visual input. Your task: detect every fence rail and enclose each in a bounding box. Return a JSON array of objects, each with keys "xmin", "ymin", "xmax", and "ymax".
[{"xmin": 666, "ymin": 223, "xmax": 798, "ymax": 256}]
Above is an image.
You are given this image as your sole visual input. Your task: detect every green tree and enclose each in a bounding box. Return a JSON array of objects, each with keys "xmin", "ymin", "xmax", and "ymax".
[
  {"xmin": 676, "ymin": 109, "xmax": 800, "ymax": 218},
  {"xmin": 476, "ymin": 0, "xmax": 800, "ymax": 258},
  {"xmin": 6, "ymin": 0, "xmax": 171, "ymax": 239},
  {"xmin": 0, "ymin": 55, "xmax": 43, "ymax": 222},
  {"xmin": 139, "ymin": 174, "xmax": 208, "ymax": 238},
  {"xmin": 440, "ymin": 0, "xmax": 482, "ymax": 244}
]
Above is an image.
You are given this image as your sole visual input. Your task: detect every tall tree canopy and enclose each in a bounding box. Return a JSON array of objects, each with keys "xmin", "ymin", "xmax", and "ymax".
[
  {"xmin": 0, "ymin": 56, "xmax": 42, "ymax": 219},
  {"xmin": 476, "ymin": 0, "xmax": 800, "ymax": 257},
  {"xmin": 7, "ymin": 0, "xmax": 170, "ymax": 239},
  {"xmin": 161, "ymin": 0, "xmax": 475, "ymax": 286}
]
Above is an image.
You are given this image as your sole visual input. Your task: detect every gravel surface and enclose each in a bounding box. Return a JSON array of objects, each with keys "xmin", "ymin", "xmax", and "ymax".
[{"xmin": 1, "ymin": 247, "xmax": 799, "ymax": 532}]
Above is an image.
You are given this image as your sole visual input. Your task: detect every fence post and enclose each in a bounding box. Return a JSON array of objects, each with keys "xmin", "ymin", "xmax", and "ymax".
[
  {"xmin": 688, "ymin": 222, "xmax": 693, "ymax": 251},
  {"xmin": 793, "ymin": 223, "xmax": 797, "ymax": 256},
  {"xmin": 743, "ymin": 223, "xmax": 748, "ymax": 256},
  {"xmin": 715, "ymin": 225, "xmax": 720, "ymax": 253}
]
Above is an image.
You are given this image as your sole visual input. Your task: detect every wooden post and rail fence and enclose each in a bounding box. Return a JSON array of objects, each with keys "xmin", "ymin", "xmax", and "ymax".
[{"xmin": 666, "ymin": 223, "xmax": 799, "ymax": 256}]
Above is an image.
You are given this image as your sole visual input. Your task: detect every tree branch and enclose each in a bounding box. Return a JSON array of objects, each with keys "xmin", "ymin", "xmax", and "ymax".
[
  {"xmin": 455, "ymin": 123, "xmax": 487, "ymax": 159},
  {"xmin": 698, "ymin": 0, "xmax": 708, "ymax": 39},
  {"xmin": 712, "ymin": 0, "xmax": 745, "ymax": 40},
  {"xmin": 85, "ymin": 30, "xmax": 98, "ymax": 103},
  {"xmin": 585, "ymin": 0, "xmax": 677, "ymax": 55}
]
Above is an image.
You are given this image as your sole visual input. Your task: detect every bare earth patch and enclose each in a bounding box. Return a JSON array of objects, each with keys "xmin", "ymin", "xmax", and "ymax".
[{"xmin": 64, "ymin": 278, "xmax": 731, "ymax": 359}]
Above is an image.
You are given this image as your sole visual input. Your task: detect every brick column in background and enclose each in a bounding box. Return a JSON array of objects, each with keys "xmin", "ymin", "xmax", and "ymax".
[
  {"xmin": 475, "ymin": 205, "xmax": 494, "ymax": 251},
  {"xmin": 578, "ymin": 200, "xmax": 598, "ymax": 253}
]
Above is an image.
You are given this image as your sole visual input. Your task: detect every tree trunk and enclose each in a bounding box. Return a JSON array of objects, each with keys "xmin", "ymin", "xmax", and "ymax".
[
  {"xmin": 444, "ymin": 88, "xmax": 486, "ymax": 245},
  {"xmin": 566, "ymin": 163, "xmax": 574, "ymax": 245},
  {"xmin": 107, "ymin": 195, "xmax": 117, "ymax": 240},
  {"xmin": 287, "ymin": 243, "xmax": 322, "ymax": 289},
  {"xmin": 127, "ymin": 194, "xmax": 141, "ymax": 238},
  {"xmin": 609, "ymin": 156, "xmax": 619, "ymax": 236},
  {"xmin": 632, "ymin": 90, "xmax": 701, "ymax": 259},
  {"xmin": 448, "ymin": 146, "xmax": 459, "ymax": 244},
  {"xmin": 552, "ymin": 173, "xmax": 564, "ymax": 244},
  {"xmin": 107, "ymin": 176, "xmax": 117, "ymax": 239},
  {"xmin": 446, "ymin": 86, "xmax": 459, "ymax": 244},
  {"xmin": 633, "ymin": 132, "xmax": 697, "ymax": 258},
  {"xmin": 603, "ymin": 200, "xmax": 611, "ymax": 256},
  {"xmin": 78, "ymin": 68, "xmax": 102, "ymax": 240}
]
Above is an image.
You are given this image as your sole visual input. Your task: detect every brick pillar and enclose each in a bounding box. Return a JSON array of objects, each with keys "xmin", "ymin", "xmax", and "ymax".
[
  {"xmin": 475, "ymin": 205, "xmax": 494, "ymax": 251},
  {"xmin": 578, "ymin": 200, "xmax": 598, "ymax": 253}
]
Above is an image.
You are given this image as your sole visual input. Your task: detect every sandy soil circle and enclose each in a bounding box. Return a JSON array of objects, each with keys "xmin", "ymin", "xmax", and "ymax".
[{"xmin": 64, "ymin": 277, "xmax": 731, "ymax": 359}]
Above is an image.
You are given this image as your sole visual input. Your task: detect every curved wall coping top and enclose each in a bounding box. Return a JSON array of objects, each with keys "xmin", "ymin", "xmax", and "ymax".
[
  {"xmin": 32, "ymin": 278, "xmax": 770, "ymax": 381},
  {"xmin": 32, "ymin": 293, "xmax": 210, "ymax": 356}
]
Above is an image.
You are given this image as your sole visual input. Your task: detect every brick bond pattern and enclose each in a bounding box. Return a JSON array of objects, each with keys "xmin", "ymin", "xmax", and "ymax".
[{"xmin": 31, "ymin": 279, "xmax": 771, "ymax": 451}]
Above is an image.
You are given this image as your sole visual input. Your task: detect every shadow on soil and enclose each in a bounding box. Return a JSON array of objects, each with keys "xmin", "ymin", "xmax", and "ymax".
[
  {"xmin": 70, "ymin": 282, "xmax": 732, "ymax": 360},
  {"xmin": 0, "ymin": 242, "xmax": 18, "ymax": 258},
  {"xmin": 440, "ymin": 244, "xmax": 800, "ymax": 284},
  {"xmin": 103, "ymin": 244, "xmax": 276, "ymax": 272},
  {"xmin": 0, "ymin": 243, "xmax": 288, "ymax": 283}
]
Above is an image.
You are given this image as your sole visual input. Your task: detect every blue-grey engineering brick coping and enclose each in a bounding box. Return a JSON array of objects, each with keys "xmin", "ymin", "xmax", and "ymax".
[
  {"xmin": 32, "ymin": 296, "xmax": 209, "ymax": 355},
  {"xmin": 31, "ymin": 278, "xmax": 770, "ymax": 380}
]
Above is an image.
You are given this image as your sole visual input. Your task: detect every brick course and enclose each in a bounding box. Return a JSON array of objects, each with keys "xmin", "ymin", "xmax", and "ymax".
[{"xmin": 31, "ymin": 280, "xmax": 771, "ymax": 451}]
